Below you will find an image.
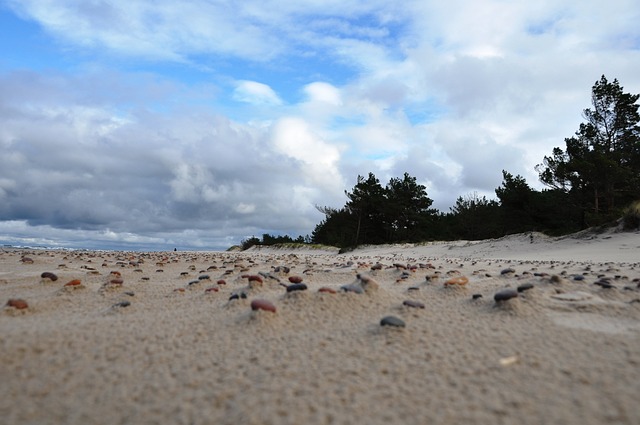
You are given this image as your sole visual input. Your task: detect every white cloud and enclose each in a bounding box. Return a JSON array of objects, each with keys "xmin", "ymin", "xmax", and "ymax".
[
  {"xmin": 1, "ymin": 0, "xmax": 639, "ymax": 249},
  {"xmin": 233, "ymin": 81, "xmax": 283, "ymax": 106}
]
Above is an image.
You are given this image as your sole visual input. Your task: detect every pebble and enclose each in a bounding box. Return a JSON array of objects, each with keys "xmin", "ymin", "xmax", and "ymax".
[
  {"xmin": 444, "ymin": 276, "xmax": 469, "ymax": 286},
  {"xmin": 198, "ymin": 275, "xmax": 210, "ymax": 280},
  {"xmin": 472, "ymin": 294, "xmax": 483, "ymax": 300},
  {"xmin": 288, "ymin": 276, "xmax": 303, "ymax": 284},
  {"xmin": 6, "ymin": 299, "xmax": 28, "ymax": 309},
  {"xmin": 217, "ymin": 279, "xmax": 227, "ymax": 285},
  {"xmin": 402, "ymin": 300, "xmax": 425, "ymax": 309},
  {"xmin": 340, "ymin": 283, "xmax": 364, "ymax": 294},
  {"xmin": 113, "ymin": 301, "xmax": 131, "ymax": 308},
  {"xmin": 318, "ymin": 287, "xmax": 337, "ymax": 294},
  {"xmin": 517, "ymin": 283, "xmax": 534, "ymax": 292},
  {"xmin": 286, "ymin": 283, "xmax": 308, "ymax": 292},
  {"xmin": 380, "ymin": 316, "xmax": 405, "ymax": 328},
  {"xmin": 40, "ymin": 272, "xmax": 58, "ymax": 281},
  {"xmin": 229, "ymin": 292, "xmax": 248, "ymax": 301},
  {"xmin": 205, "ymin": 287, "xmax": 219, "ymax": 293},
  {"xmin": 247, "ymin": 275, "xmax": 263, "ymax": 284},
  {"xmin": 494, "ymin": 289, "xmax": 518, "ymax": 302},
  {"xmin": 64, "ymin": 279, "xmax": 82, "ymax": 287},
  {"xmin": 251, "ymin": 299, "xmax": 276, "ymax": 313},
  {"xmin": 501, "ymin": 268, "xmax": 515, "ymax": 275}
]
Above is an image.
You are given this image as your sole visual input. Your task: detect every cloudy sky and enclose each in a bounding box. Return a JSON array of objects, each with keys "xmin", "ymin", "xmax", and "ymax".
[{"xmin": 1, "ymin": 0, "xmax": 639, "ymax": 250}]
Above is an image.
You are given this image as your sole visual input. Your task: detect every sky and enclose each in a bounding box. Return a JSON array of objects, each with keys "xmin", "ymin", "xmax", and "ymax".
[{"xmin": 1, "ymin": 0, "xmax": 639, "ymax": 251}]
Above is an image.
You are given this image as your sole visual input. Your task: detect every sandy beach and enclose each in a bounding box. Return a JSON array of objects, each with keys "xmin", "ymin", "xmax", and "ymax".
[{"xmin": 2, "ymin": 228, "xmax": 640, "ymax": 425}]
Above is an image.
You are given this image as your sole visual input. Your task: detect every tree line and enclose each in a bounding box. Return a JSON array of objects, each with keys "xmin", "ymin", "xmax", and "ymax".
[{"xmin": 243, "ymin": 76, "xmax": 640, "ymax": 250}]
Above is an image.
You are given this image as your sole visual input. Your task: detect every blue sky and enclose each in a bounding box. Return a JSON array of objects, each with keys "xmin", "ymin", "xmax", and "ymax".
[{"xmin": 1, "ymin": 0, "xmax": 639, "ymax": 250}]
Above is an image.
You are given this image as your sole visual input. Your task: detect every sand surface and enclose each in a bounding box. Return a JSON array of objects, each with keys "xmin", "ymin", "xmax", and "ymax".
[{"xmin": 1, "ymin": 229, "xmax": 640, "ymax": 424}]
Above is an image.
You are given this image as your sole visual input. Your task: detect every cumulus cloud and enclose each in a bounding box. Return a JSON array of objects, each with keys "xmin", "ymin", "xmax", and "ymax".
[{"xmin": 233, "ymin": 81, "xmax": 283, "ymax": 106}]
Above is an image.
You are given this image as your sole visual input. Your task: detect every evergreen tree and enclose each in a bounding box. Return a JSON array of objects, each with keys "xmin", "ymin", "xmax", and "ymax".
[{"xmin": 537, "ymin": 75, "xmax": 640, "ymax": 227}]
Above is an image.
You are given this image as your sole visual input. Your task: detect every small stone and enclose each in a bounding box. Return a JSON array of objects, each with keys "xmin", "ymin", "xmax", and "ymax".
[
  {"xmin": 494, "ymin": 289, "xmax": 518, "ymax": 302},
  {"xmin": 573, "ymin": 275, "xmax": 585, "ymax": 281},
  {"xmin": 288, "ymin": 276, "xmax": 303, "ymax": 284},
  {"xmin": 21, "ymin": 257, "xmax": 34, "ymax": 264},
  {"xmin": 187, "ymin": 280, "xmax": 200, "ymax": 286},
  {"xmin": 340, "ymin": 284, "xmax": 364, "ymax": 294},
  {"xmin": 517, "ymin": 283, "xmax": 534, "ymax": 292},
  {"xmin": 251, "ymin": 299, "xmax": 276, "ymax": 313},
  {"xmin": 501, "ymin": 268, "xmax": 515, "ymax": 275},
  {"xmin": 198, "ymin": 275, "xmax": 211, "ymax": 280},
  {"xmin": 64, "ymin": 279, "xmax": 82, "ymax": 287},
  {"xmin": 217, "ymin": 279, "xmax": 227, "ymax": 285},
  {"xmin": 229, "ymin": 292, "xmax": 247, "ymax": 301},
  {"xmin": 113, "ymin": 301, "xmax": 131, "ymax": 308},
  {"xmin": 472, "ymin": 294, "xmax": 483, "ymax": 300},
  {"xmin": 6, "ymin": 299, "xmax": 28, "ymax": 309},
  {"xmin": 40, "ymin": 272, "xmax": 58, "ymax": 281},
  {"xmin": 444, "ymin": 276, "xmax": 469, "ymax": 286},
  {"xmin": 380, "ymin": 316, "xmax": 405, "ymax": 328},
  {"xmin": 205, "ymin": 287, "xmax": 219, "ymax": 293},
  {"xmin": 318, "ymin": 287, "xmax": 337, "ymax": 294},
  {"xmin": 402, "ymin": 300, "xmax": 425, "ymax": 309},
  {"xmin": 247, "ymin": 275, "xmax": 263, "ymax": 284},
  {"xmin": 124, "ymin": 291, "xmax": 135, "ymax": 297},
  {"xmin": 286, "ymin": 283, "xmax": 308, "ymax": 292}
]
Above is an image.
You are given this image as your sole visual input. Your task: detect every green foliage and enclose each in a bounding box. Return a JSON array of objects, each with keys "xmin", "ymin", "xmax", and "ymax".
[
  {"xmin": 241, "ymin": 234, "xmax": 309, "ymax": 250},
  {"xmin": 622, "ymin": 200, "xmax": 640, "ymax": 230},
  {"xmin": 537, "ymin": 75, "xmax": 640, "ymax": 227},
  {"xmin": 313, "ymin": 172, "xmax": 438, "ymax": 247}
]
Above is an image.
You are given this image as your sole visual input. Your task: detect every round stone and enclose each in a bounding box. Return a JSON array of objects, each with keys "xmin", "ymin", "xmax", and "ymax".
[
  {"xmin": 6, "ymin": 299, "xmax": 28, "ymax": 309},
  {"xmin": 286, "ymin": 283, "xmax": 308, "ymax": 292},
  {"xmin": 472, "ymin": 294, "xmax": 483, "ymax": 300},
  {"xmin": 380, "ymin": 316, "xmax": 405, "ymax": 328},
  {"xmin": 494, "ymin": 289, "xmax": 518, "ymax": 302},
  {"xmin": 64, "ymin": 279, "xmax": 82, "ymax": 287},
  {"xmin": 517, "ymin": 283, "xmax": 534, "ymax": 292},
  {"xmin": 40, "ymin": 272, "xmax": 58, "ymax": 281},
  {"xmin": 251, "ymin": 299, "xmax": 276, "ymax": 313},
  {"xmin": 402, "ymin": 300, "xmax": 425, "ymax": 309},
  {"xmin": 288, "ymin": 276, "xmax": 303, "ymax": 284},
  {"xmin": 318, "ymin": 287, "xmax": 337, "ymax": 294},
  {"xmin": 501, "ymin": 268, "xmax": 516, "ymax": 275}
]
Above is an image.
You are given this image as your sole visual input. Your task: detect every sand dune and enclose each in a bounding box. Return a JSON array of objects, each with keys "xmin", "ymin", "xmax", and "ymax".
[{"xmin": 1, "ymin": 230, "xmax": 639, "ymax": 424}]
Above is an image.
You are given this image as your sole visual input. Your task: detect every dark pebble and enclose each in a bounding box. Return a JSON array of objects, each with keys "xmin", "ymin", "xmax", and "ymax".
[
  {"xmin": 229, "ymin": 292, "xmax": 248, "ymax": 301},
  {"xmin": 501, "ymin": 268, "xmax": 516, "ymax": 275},
  {"xmin": 124, "ymin": 291, "xmax": 135, "ymax": 297},
  {"xmin": 402, "ymin": 300, "xmax": 425, "ymax": 309},
  {"xmin": 340, "ymin": 284, "xmax": 364, "ymax": 294},
  {"xmin": 594, "ymin": 280, "xmax": 615, "ymax": 289},
  {"xmin": 288, "ymin": 276, "xmax": 303, "ymax": 284},
  {"xmin": 380, "ymin": 316, "xmax": 405, "ymax": 328},
  {"xmin": 494, "ymin": 289, "xmax": 518, "ymax": 302},
  {"xmin": 517, "ymin": 283, "xmax": 534, "ymax": 292},
  {"xmin": 286, "ymin": 283, "xmax": 308, "ymax": 292},
  {"xmin": 408, "ymin": 286, "xmax": 420, "ymax": 291},
  {"xmin": 472, "ymin": 294, "xmax": 483, "ymax": 300},
  {"xmin": 40, "ymin": 272, "xmax": 58, "ymax": 281},
  {"xmin": 573, "ymin": 275, "xmax": 585, "ymax": 281},
  {"xmin": 187, "ymin": 280, "xmax": 200, "ymax": 286},
  {"xmin": 198, "ymin": 275, "xmax": 211, "ymax": 280},
  {"xmin": 113, "ymin": 301, "xmax": 131, "ymax": 308}
]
